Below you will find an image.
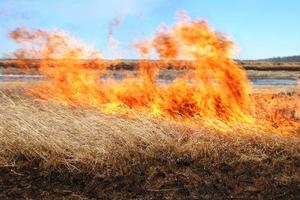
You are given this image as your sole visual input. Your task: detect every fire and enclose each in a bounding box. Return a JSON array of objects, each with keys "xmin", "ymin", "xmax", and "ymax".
[{"xmin": 8, "ymin": 14, "xmax": 299, "ymax": 131}]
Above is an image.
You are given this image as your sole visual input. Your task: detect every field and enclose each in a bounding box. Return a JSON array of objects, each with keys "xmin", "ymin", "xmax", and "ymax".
[
  {"xmin": 0, "ymin": 57, "xmax": 300, "ymax": 199},
  {"xmin": 1, "ymin": 60, "xmax": 300, "ymax": 77},
  {"xmin": 0, "ymin": 82, "xmax": 299, "ymax": 199}
]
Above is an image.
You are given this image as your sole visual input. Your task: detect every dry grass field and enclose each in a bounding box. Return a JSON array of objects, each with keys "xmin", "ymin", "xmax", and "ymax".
[
  {"xmin": 0, "ymin": 83, "xmax": 299, "ymax": 199},
  {"xmin": 1, "ymin": 60, "xmax": 300, "ymax": 76}
]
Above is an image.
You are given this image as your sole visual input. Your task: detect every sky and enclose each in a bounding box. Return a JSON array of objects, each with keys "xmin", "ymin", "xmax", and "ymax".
[{"xmin": 0, "ymin": 0, "xmax": 299, "ymax": 59}]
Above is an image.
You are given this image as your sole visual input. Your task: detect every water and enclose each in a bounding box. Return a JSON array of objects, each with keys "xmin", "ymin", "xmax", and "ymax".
[
  {"xmin": 0, "ymin": 74, "xmax": 298, "ymax": 86},
  {"xmin": 251, "ymin": 78, "xmax": 297, "ymax": 86},
  {"xmin": 0, "ymin": 75, "xmax": 44, "ymax": 82}
]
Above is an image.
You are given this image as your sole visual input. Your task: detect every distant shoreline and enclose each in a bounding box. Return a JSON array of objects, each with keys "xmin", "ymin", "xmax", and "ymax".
[{"xmin": 1, "ymin": 59, "xmax": 300, "ymax": 71}]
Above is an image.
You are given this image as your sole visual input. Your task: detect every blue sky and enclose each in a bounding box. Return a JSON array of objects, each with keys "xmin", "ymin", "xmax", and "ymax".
[{"xmin": 0, "ymin": 0, "xmax": 299, "ymax": 59}]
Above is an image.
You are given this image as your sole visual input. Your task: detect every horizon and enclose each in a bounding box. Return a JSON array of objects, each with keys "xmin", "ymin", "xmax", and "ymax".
[
  {"xmin": 0, "ymin": 0, "xmax": 299, "ymax": 60},
  {"xmin": 0, "ymin": 56, "xmax": 300, "ymax": 62}
]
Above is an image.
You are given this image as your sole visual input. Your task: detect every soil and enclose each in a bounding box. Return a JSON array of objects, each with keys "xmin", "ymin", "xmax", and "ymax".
[{"xmin": 1, "ymin": 157, "xmax": 299, "ymax": 199}]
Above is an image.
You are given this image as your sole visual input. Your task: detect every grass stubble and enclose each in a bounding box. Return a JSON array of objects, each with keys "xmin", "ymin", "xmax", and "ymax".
[{"xmin": 0, "ymin": 83, "xmax": 299, "ymax": 199}]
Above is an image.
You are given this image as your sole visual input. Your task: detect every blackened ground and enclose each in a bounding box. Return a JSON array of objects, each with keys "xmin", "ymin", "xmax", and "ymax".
[{"xmin": 1, "ymin": 156, "xmax": 299, "ymax": 200}]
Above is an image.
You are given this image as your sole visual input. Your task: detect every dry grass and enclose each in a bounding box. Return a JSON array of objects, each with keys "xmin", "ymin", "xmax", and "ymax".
[
  {"xmin": 0, "ymin": 84, "xmax": 299, "ymax": 199},
  {"xmin": 1, "ymin": 60, "xmax": 300, "ymax": 79},
  {"xmin": 240, "ymin": 61, "xmax": 300, "ymax": 70},
  {"xmin": 246, "ymin": 70, "xmax": 300, "ymax": 79}
]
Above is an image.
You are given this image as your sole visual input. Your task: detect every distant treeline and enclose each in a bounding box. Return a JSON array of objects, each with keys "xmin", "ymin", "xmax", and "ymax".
[
  {"xmin": 1, "ymin": 58, "xmax": 300, "ymax": 71},
  {"xmin": 245, "ymin": 55, "xmax": 300, "ymax": 62}
]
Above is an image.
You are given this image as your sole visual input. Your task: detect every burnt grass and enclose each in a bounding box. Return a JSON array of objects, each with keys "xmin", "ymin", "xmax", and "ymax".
[{"xmin": 1, "ymin": 153, "xmax": 299, "ymax": 199}]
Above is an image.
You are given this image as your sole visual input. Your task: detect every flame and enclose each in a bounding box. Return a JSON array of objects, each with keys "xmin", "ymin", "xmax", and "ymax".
[
  {"xmin": 254, "ymin": 93, "xmax": 300, "ymax": 134},
  {"xmin": 8, "ymin": 14, "xmax": 297, "ymax": 130}
]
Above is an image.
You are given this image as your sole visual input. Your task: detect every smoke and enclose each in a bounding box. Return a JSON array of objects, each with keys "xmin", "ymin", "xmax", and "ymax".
[
  {"xmin": 108, "ymin": 16, "xmax": 122, "ymax": 36},
  {"xmin": 0, "ymin": 0, "xmax": 168, "ymax": 58},
  {"xmin": 107, "ymin": 16, "xmax": 122, "ymax": 59}
]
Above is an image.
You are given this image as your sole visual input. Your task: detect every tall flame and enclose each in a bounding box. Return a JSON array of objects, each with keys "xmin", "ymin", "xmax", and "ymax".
[{"xmin": 9, "ymin": 14, "xmax": 253, "ymax": 122}]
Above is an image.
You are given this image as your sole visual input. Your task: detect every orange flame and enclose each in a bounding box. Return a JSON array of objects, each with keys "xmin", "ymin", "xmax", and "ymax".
[{"xmin": 9, "ymin": 15, "xmax": 254, "ymax": 122}]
